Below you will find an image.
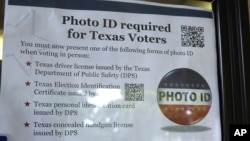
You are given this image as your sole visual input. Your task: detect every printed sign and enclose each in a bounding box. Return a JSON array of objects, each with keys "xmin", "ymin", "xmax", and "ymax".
[{"xmin": 0, "ymin": 0, "xmax": 221, "ymax": 141}]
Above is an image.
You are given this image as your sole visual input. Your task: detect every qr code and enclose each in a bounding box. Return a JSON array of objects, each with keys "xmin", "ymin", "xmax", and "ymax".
[
  {"xmin": 181, "ymin": 25, "xmax": 205, "ymax": 47},
  {"xmin": 125, "ymin": 83, "xmax": 144, "ymax": 101}
]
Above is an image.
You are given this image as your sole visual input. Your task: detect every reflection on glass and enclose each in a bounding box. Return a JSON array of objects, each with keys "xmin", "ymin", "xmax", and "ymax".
[{"xmin": 88, "ymin": 89, "xmax": 122, "ymax": 107}]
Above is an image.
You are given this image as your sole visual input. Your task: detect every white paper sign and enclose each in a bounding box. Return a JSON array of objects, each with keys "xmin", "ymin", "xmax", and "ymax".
[{"xmin": 0, "ymin": 0, "xmax": 221, "ymax": 141}]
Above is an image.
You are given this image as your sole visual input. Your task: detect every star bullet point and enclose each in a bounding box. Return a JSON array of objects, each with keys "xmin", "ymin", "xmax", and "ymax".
[
  {"xmin": 24, "ymin": 122, "xmax": 30, "ymax": 127},
  {"xmin": 26, "ymin": 61, "xmax": 31, "ymax": 66},
  {"xmin": 25, "ymin": 81, "xmax": 31, "ymax": 86},
  {"xmin": 24, "ymin": 101, "xmax": 30, "ymax": 107}
]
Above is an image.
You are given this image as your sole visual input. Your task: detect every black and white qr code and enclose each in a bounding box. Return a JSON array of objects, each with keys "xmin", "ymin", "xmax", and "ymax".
[
  {"xmin": 181, "ymin": 25, "xmax": 205, "ymax": 47},
  {"xmin": 125, "ymin": 83, "xmax": 144, "ymax": 101}
]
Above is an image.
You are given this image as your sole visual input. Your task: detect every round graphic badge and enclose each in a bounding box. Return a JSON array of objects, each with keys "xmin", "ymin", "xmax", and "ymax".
[{"xmin": 157, "ymin": 68, "xmax": 212, "ymax": 125}]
